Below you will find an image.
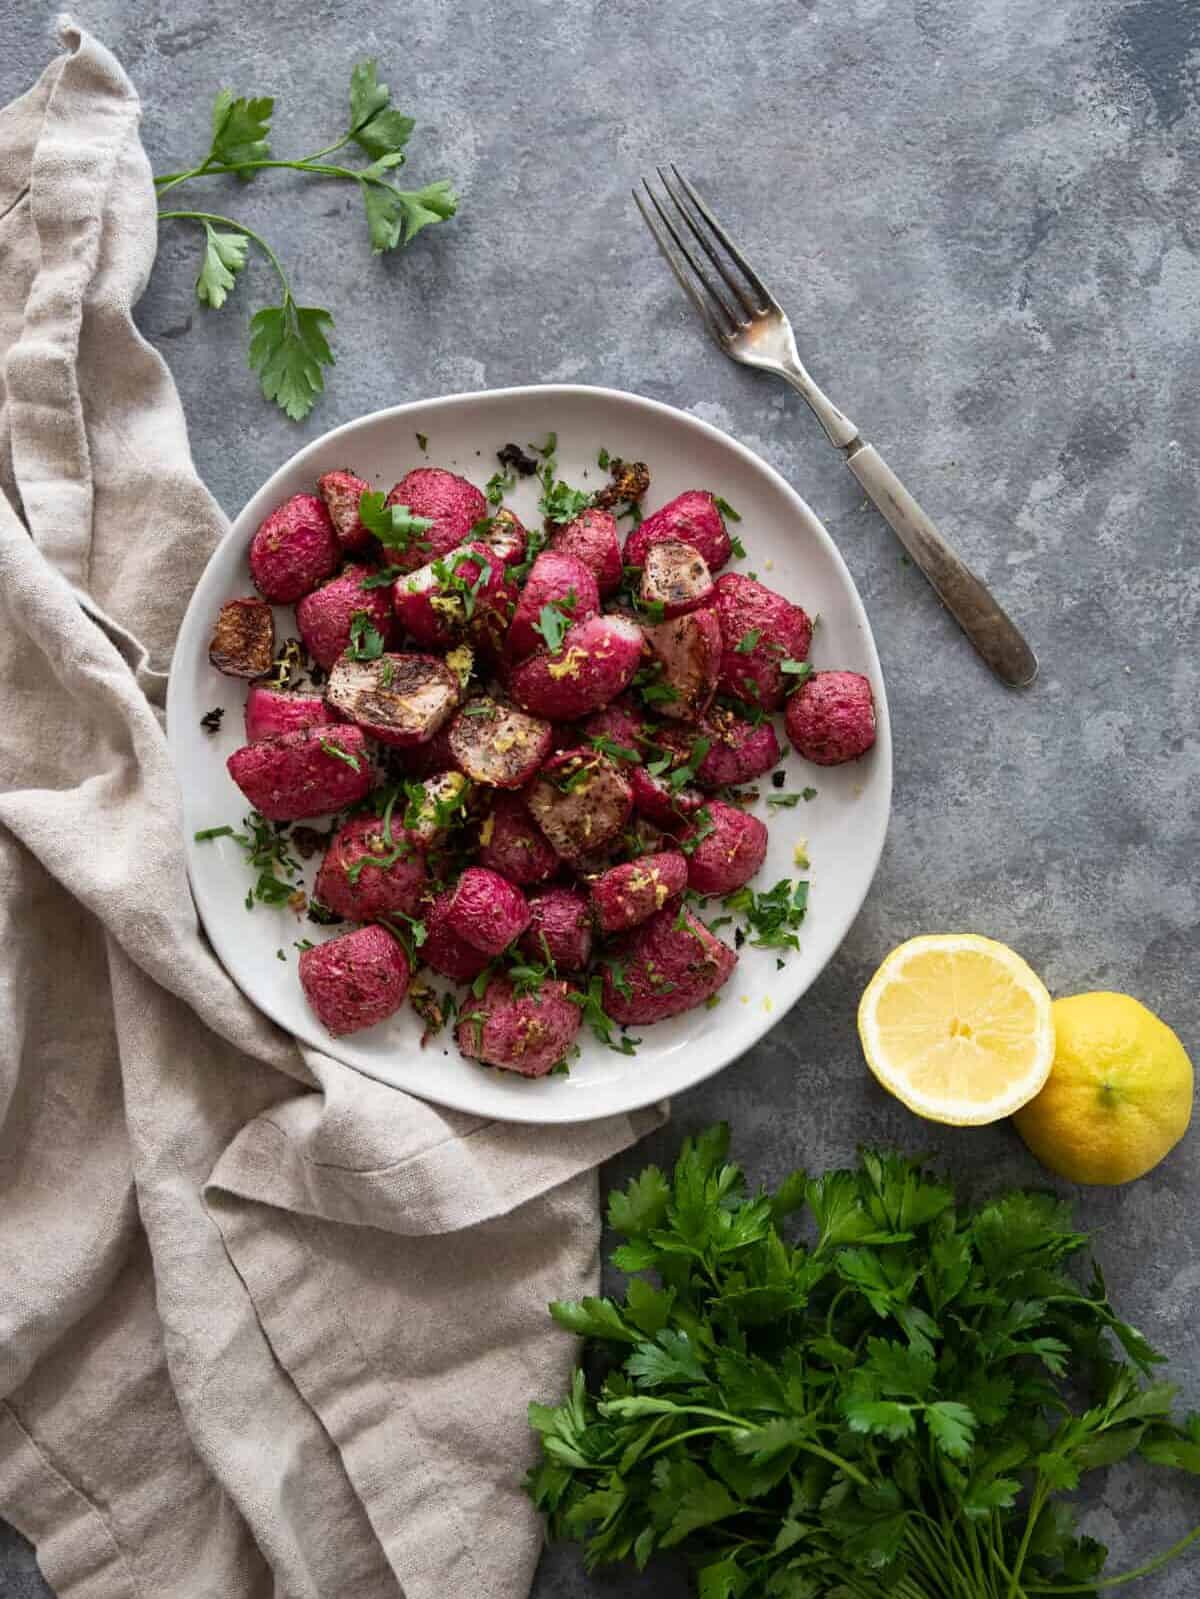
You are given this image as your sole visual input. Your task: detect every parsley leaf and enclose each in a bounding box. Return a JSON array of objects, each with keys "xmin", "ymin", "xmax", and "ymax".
[
  {"xmin": 195, "ymin": 225, "xmax": 249, "ymax": 308},
  {"xmin": 358, "ymin": 490, "xmax": 434, "ymax": 553},
  {"xmin": 346, "ymin": 610, "xmax": 385, "ymax": 660},
  {"xmin": 532, "ymin": 590, "xmax": 577, "ymax": 654},
  {"xmin": 569, "ymin": 977, "xmax": 640, "ymax": 1055},
  {"xmin": 248, "ymin": 297, "xmax": 335, "ymax": 422},
  {"xmin": 348, "ymin": 59, "xmax": 415, "ymax": 160},
  {"xmin": 208, "ymin": 90, "xmax": 273, "ymax": 173}
]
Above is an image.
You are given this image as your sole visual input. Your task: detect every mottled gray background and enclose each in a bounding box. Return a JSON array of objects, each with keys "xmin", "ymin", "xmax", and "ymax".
[{"xmin": 2, "ymin": 0, "xmax": 1199, "ymax": 1594}]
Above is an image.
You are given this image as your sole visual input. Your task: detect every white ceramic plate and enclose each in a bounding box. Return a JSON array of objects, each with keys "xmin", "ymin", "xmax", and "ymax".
[{"xmin": 167, "ymin": 385, "xmax": 891, "ymax": 1124}]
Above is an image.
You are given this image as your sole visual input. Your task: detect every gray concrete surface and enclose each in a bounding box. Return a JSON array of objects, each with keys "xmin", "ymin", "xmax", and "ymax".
[{"xmin": 2, "ymin": 1, "xmax": 1198, "ymax": 1595}]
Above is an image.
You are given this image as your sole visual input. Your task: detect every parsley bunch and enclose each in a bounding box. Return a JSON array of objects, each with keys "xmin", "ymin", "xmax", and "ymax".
[
  {"xmin": 528, "ymin": 1127, "xmax": 1200, "ymax": 1599},
  {"xmin": 155, "ymin": 63, "xmax": 458, "ymax": 420}
]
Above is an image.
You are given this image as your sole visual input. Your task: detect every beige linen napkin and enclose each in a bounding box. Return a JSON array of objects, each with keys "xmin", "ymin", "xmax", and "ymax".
[{"xmin": 0, "ymin": 24, "xmax": 662, "ymax": 1599}]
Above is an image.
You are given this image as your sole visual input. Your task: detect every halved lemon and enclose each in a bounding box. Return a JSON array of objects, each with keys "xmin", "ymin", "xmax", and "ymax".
[{"xmin": 857, "ymin": 934, "xmax": 1055, "ymax": 1125}]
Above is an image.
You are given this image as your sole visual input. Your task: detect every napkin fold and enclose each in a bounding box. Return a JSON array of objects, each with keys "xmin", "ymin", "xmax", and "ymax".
[{"xmin": 0, "ymin": 25, "xmax": 661, "ymax": 1598}]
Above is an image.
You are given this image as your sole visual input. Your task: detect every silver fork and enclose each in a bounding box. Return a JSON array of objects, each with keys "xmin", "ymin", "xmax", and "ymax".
[{"xmin": 634, "ymin": 167, "xmax": 1038, "ymax": 689}]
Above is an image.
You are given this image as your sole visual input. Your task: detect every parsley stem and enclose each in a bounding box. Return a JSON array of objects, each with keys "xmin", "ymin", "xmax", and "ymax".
[
  {"xmin": 159, "ymin": 156, "xmax": 400, "ymax": 189},
  {"xmin": 1005, "ymin": 1479, "xmax": 1048, "ymax": 1599},
  {"xmin": 156, "ymin": 210, "xmax": 290, "ymax": 299},
  {"xmin": 1024, "ymin": 1520, "xmax": 1200, "ymax": 1591}
]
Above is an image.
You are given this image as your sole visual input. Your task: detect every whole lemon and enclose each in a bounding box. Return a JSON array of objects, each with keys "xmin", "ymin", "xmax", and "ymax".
[{"xmin": 1013, "ymin": 992, "xmax": 1192, "ymax": 1184}]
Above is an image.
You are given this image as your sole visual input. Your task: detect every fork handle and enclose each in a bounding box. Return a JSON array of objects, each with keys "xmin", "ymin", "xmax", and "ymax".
[{"xmin": 843, "ymin": 442, "xmax": 1038, "ymax": 689}]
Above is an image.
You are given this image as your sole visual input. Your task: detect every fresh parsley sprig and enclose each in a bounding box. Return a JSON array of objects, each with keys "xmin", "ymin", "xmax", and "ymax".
[
  {"xmin": 155, "ymin": 63, "xmax": 458, "ymax": 419},
  {"xmin": 528, "ymin": 1128, "xmax": 1200, "ymax": 1599}
]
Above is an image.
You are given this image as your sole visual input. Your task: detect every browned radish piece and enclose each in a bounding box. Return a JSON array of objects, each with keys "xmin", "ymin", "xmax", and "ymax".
[
  {"xmin": 506, "ymin": 550, "xmax": 600, "ymax": 660},
  {"xmin": 401, "ymin": 770, "xmax": 472, "ymax": 848},
  {"xmin": 476, "ymin": 507, "xmax": 527, "ymax": 569},
  {"xmin": 422, "ymin": 891, "xmax": 491, "ymax": 983},
  {"xmin": 640, "ymin": 539, "xmax": 714, "ymax": 619},
  {"xmin": 325, "ymin": 652, "xmax": 461, "ymax": 747},
  {"xmin": 519, "ymin": 886, "xmax": 593, "ymax": 971},
  {"xmin": 446, "ymin": 699, "xmax": 553, "ymax": 788},
  {"xmin": 456, "ymin": 977, "xmax": 581, "ymax": 1077},
  {"xmin": 392, "ymin": 543, "xmax": 514, "ymax": 651},
  {"xmin": 590, "ymin": 852, "xmax": 688, "ymax": 935},
  {"xmin": 785, "ymin": 670, "xmax": 877, "ymax": 765},
  {"xmin": 299, "ymin": 925, "xmax": 411, "ymax": 1036},
  {"xmin": 682, "ymin": 800, "xmax": 768, "ymax": 896},
  {"xmin": 295, "ymin": 567, "xmax": 395, "ymax": 669},
  {"xmin": 548, "ymin": 507, "xmax": 623, "ymax": 596},
  {"xmin": 629, "ymin": 764, "xmax": 705, "ymax": 830},
  {"xmin": 476, "ymin": 792, "xmax": 559, "ymax": 886},
  {"xmin": 509, "ymin": 613, "xmax": 644, "ymax": 721},
  {"xmin": 226, "ymin": 726, "xmax": 371, "ymax": 821},
  {"xmin": 317, "ymin": 468, "xmax": 373, "ymax": 553},
  {"xmin": 624, "ymin": 490, "xmax": 731, "ymax": 573},
  {"xmin": 385, "ymin": 468, "xmax": 487, "ymax": 569},
  {"xmin": 244, "ymin": 686, "xmax": 335, "ymax": 744},
  {"xmin": 602, "ymin": 907, "xmax": 736, "ymax": 1024},
  {"xmin": 658, "ymin": 710, "xmax": 781, "ymax": 790},
  {"xmin": 639, "ymin": 608, "xmax": 721, "ymax": 721},
  {"xmin": 314, "ymin": 814, "xmax": 427, "ymax": 922},
  {"xmin": 592, "ymin": 457, "xmax": 650, "ymax": 514},
  {"xmin": 249, "ymin": 494, "xmax": 340, "ymax": 602},
  {"xmin": 442, "ymin": 866, "xmax": 531, "ymax": 956},
  {"xmin": 208, "ymin": 597, "xmax": 275, "ymax": 678},
  {"xmin": 714, "ymin": 572, "xmax": 813, "ymax": 710},
  {"xmin": 527, "ymin": 749, "xmax": 633, "ymax": 862}
]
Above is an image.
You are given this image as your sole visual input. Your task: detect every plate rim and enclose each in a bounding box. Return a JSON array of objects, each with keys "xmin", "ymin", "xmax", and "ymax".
[{"xmin": 167, "ymin": 382, "xmax": 893, "ymax": 1124}]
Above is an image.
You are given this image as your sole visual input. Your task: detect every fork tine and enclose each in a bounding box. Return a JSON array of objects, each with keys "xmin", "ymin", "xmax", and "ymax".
[
  {"xmin": 635, "ymin": 179, "xmax": 741, "ymax": 339},
  {"xmin": 668, "ymin": 164, "xmax": 778, "ymax": 313},
  {"xmin": 657, "ymin": 166, "xmax": 760, "ymax": 320},
  {"xmin": 633, "ymin": 187, "xmax": 732, "ymax": 350}
]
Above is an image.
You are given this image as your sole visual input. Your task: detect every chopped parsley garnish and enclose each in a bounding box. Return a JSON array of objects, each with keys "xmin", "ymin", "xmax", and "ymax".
[
  {"xmin": 781, "ymin": 658, "xmax": 814, "ymax": 690},
  {"xmin": 600, "ymin": 957, "xmax": 632, "ymax": 1001},
  {"xmin": 200, "ymin": 706, "xmax": 224, "ymax": 735},
  {"xmin": 734, "ymin": 628, "xmax": 761, "ymax": 654},
  {"xmin": 569, "ymin": 976, "xmax": 640, "ymax": 1055},
  {"xmin": 539, "ymin": 472, "xmax": 593, "ymax": 526},
  {"xmin": 306, "ymin": 896, "xmax": 344, "ymax": 926},
  {"xmin": 415, "ymin": 432, "xmax": 428, "ymax": 452},
  {"xmin": 714, "ymin": 495, "xmax": 741, "ymax": 522},
  {"xmin": 377, "ymin": 910, "xmax": 428, "ymax": 960},
  {"xmin": 359, "ymin": 565, "xmax": 404, "ymax": 589},
  {"xmin": 484, "ymin": 467, "xmax": 515, "ymax": 506},
  {"xmin": 588, "ymin": 733, "xmax": 640, "ymax": 764},
  {"xmin": 728, "ymin": 531, "xmax": 748, "ymax": 559},
  {"xmin": 530, "ymin": 431, "xmax": 557, "ymax": 458},
  {"xmin": 668, "ymin": 735, "xmax": 711, "ymax": 791},
  {"xmin": 679, "ymin": 806, "xmax": 715, "ymax": 856},
  {"xmin": 723, "ymin": 876, "xmax": 809, "ymax": 952},
  {"xmin": 597, "ymin": 446, "xmax": 610, "ymax": 469},
  {"xmin": 532, "ymin": 589, "xmax": 578, "ymax": 653},
  {"xmin": 429, "ymin": 551, "xmax": 494, "ymax": 621},
  {"xmin": 555, "ymin": 756, "xmax": 597, "ymax": 795},
  {"xmin": 378, "ymin": 659, "xmax": 395, "ymax": 688},
  {"xmin": 200, "ymin": 811, "xmax": 304, "ymax": 910},
  {"xmin": 508, "ymin": 525, "xmax": 547, "ymax": 585},
  {"xmin": 766, "ymin": 792, "xmax": 802, "ymax": 809},
  {"xmin": 358, "ymin": 490, "xmax": 434, "ymax": 554},
  {"xmin": 462, "ymin": 700, "xmax": 495, "ymax": 718},
  {"xmin": 319, "ymin": 737, "xmax": 363, "ymax": 772},
  {"xmin": 276, "ymin": 948, "xmax": 286, "ymax": 961},
  {"xmin": 633, "ymin": 663, "xmax": 680, "ymax": 707},
  {"xmin": 347, "ymin": 609, "xmax": 385, "ymax": 660},
  {"xmin": 803, "ymin": 785, "xmax": 818, "ymax": 801}
]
